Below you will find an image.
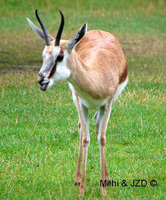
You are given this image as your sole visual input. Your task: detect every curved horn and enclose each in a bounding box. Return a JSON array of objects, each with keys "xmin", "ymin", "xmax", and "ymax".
[
  {"xmin": 55, "ymin": 10, "xmax": 64, "ymax": 46},
  {"xmin": 35, "ymin": 9, "xmax": 50, "ymax": 46}
]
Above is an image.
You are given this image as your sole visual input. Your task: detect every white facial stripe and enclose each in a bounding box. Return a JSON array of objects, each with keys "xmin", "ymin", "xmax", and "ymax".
[
  {"xmin": 38, "ymin": 44, "xmax": 71, "ymax": 91},
  {"xmin": 39, "ymin": 46, "xmax": 55, "ymax": 77},
  {"xmin": 50, "ymin": 50, "xmax": 70, "ymax": 82},
  {"xmin": 39, "ymin": 46, "xmax": 60, "ymax": 76},
  {"xmin": 48, "ymin": 47, "xmax": 65, "ymax": 79}
]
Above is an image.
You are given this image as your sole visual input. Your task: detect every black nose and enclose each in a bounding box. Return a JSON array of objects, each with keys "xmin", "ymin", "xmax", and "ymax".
[{"xmin": 37, "ymin": 73, "xmax": 44, "ymax": 84}]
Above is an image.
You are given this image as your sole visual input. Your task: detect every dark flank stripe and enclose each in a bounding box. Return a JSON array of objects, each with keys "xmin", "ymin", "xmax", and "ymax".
[{"xmin": 119, "ymin": 63, "xmax": 128, "ymax": 84}]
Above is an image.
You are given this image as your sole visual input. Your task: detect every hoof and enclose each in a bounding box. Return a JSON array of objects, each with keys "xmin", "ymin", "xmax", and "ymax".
[
  {"xmin": 100, "ymin": 186, "xmax": 106, "ymax": 196},
  {"xmin": 74, "ymin": 181, "xmax": 80, "ymax": 186},
  {"xmin": 79, "ymin": 184, "xmax": 86, "ymax": 196}
]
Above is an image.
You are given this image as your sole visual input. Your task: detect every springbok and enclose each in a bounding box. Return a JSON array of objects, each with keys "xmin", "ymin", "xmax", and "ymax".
[{"xmin": 27, "ymin": 10, "xmax": 128, "ymax": 196}]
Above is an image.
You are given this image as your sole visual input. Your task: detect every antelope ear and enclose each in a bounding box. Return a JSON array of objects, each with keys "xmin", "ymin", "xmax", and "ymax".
[
  {"xmin": 26, "ymin": 18, "xmax": 54, "ymax": 42},
  {"xmin": 67, "ymin": 23, "xmax": 87, "ymax": 52}
]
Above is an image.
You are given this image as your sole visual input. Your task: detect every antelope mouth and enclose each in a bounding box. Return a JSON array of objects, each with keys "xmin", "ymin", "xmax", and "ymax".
[{"xmin": 40, "ymin": 82, "xmax": 49, "ymax": 91}]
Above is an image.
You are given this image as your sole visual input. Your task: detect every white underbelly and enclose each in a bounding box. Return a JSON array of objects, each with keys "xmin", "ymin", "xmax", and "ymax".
[
  {"xmin": 68, "ymin": 77, "xmax": 128, "ymax": 110},
  {"xmin": 68, "ymin": 82, "xmax": 109, "ymax": 110},
  {"xmin": 79, "ymin": 96, "xmax": 109, "ymax": 110}
]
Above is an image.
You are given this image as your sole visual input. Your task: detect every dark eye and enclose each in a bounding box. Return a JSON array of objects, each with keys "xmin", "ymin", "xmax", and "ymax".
[{"xmin": 57, "ymin": 54, "xmax": 64, "ymax": 62}]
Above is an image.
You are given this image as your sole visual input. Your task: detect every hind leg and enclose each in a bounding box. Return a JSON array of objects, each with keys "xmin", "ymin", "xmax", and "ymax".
[
  {"xmin": 74, "ymin": 121, "xmax": 82, "ymax": 186},
  {"xmin": 97, "ymin": 99, "xmax": 112, "ymax": 196}
]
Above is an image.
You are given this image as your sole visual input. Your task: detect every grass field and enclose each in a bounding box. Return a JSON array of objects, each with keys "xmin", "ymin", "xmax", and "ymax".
[{"xmin": 0, "ymin": 0, "xmax": 166, "ymax": 199}]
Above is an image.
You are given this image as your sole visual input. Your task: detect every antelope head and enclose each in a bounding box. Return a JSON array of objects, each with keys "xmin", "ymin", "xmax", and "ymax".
[{"xmin": 27, "ymin": 10, "xmax": 87, "ymax": 91}]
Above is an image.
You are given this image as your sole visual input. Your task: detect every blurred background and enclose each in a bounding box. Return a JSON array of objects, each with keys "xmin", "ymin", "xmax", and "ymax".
[
  {"xmin": 0, "ymin": 0, "xmax": 165, "ymax": 199},
  {"xmin": 0, "ymin": 0, "xmax": 165, "ymax": 71}
]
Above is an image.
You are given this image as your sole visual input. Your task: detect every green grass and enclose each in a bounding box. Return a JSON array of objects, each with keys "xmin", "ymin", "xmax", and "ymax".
[
  {"xmin": 0, "ymin": 0, "xmax": 165, "ymax": 69},
  {"xmin": 0, "ymin": 0, "xmax": 166, "ymax": 199}
]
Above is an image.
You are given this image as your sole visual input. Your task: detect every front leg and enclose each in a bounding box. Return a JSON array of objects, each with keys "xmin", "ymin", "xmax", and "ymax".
[
  {"xmin": 74, "ymin": 122, "xmax": 82, "ymax": 186},
  {"xmin": 69, "ymin": 85, "xmax": 83, "ymax": 187},
  {"xmin": 76, "ymin": 98, "xmax": 90, "ymax": 196}
]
